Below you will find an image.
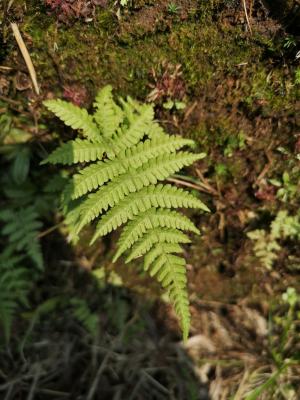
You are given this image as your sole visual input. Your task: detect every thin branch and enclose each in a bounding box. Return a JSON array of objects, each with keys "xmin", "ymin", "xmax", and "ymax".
[
  {"xmin": 38, "ymin": 223, "xmax": 63, "ymax": 239},
  {"xmin": 167, "ymin": 177, "xmax": 213, "ymax": 194}
]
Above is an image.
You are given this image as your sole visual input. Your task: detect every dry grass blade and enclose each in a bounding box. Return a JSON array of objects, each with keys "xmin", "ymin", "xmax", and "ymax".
[
  {"xmin": 11, "ymin": 22, "xmax": 40, "ymax": 95},
  {"xmin": 242, "ymin": 0, "xmax": 252, "ymax": 34}
]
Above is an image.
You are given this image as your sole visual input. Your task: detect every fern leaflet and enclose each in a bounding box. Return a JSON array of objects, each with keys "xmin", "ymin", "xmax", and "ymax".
[
  {"xmin": 114, "ymin": 209, "xmax": 199, "ymax": 261},
  {"xmin": 126, "ymin": 228, "xmax": 191, "ymax": 263},
  {"xmin": 0, "ymin": 206, "xmax": 43, "ymax": 270},
  {"xmin": 76, "ymin": 152, "xmax": 202, "ymax": 233},
  {"xmin": 44, "ymin": 99, "xmax": 102, "ymax": 142},
  {"xmin": 0, "ymin": 254, "xmax": 31, "ymax": 341},
  {"xmin": 91, "ymin": 184, "xmax": 208, "ymax": 243},
  {"xmin": 93, "ymin": 85, "xmax": 124, "ymax": 138}
]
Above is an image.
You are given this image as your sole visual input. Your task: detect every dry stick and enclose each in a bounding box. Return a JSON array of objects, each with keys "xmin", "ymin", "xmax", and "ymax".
[
  {"xmin": 168, "ymin": 176, "xmax": 218, "ymax": 196},
  {"xmin": 242, "ymin": 0, "xmax": 252, "ymax": 34},
  {"xmin": 167, "ymin": 177, "xmax": 210, "ymax": 193},
  {"xmin": 27, "ymin": 367, "xmax": 41, "ymax": 400},
  {"xmin": 86, "ymin": 352, "xmax": 111, "ymax": 400},
  {"xmin": 38, "ymin": 222, "xmax": 63, "ymax": 239},
  {"xmin": 0, "ymin": 94, "xmax": 22, "ymax": 106},
  {"xmin": 11, "ymin": 22, "xmax": 40, "ymax": 95},
  {"xmin": 7, "ymin": 0, "xmax": 15, "ymax": 11}
]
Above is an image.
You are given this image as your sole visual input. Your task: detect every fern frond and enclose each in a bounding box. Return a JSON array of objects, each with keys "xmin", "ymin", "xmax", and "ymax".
[
  {"xmin": 92, "ymin": 184, "xmax": 208, "ymax": 242},
  {"xmin": 68, "ymin": 137, "xmax": 195, "ymax": 200},
  {"xmin": 0, "ymin": 206, "xmax": 43, "ymax": 269},
  {"xmin": 42, "ymin": 86, "xmax": 209, "ymax": 340},
  {"xmin": 41, "ymin": 139, "xmax": 107, "ymax": 165},
  {"xmin": 70, "ymin": 298, "xmax": 99, "ymax": 336},
  {"xmin": 0, "ymin": 255, "xmax": 31, "ymax": 341},
  {"xmin": 77, "ymin": 153, "xmax": 202, "ymax": 234},
  {"xmin": 93, "ymin": 85, "xmax": 124, "ymax": 137},
  {"xmin": 44, "ymin": 99, "xmax": 101, "ymax": 142},
  {"xmin": 114, "ymin": 209, "xmax": 199, "ymax": 261}
]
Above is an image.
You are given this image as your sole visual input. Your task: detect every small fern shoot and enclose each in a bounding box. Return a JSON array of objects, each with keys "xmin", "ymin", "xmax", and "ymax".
[{"xmin": 42, "ymin": 86, "xmax": 209, "ymax": 340}]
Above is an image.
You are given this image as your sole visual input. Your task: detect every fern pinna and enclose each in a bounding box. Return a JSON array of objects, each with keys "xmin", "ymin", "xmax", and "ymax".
[{"xmin": 42, "ymin": 86, "xmax": 209, "ymax": 340}]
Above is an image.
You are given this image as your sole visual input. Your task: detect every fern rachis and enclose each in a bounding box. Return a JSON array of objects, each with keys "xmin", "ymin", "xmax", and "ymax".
[{"xmin": 42, "ymin": 86, "xmax": 209, "ymax": 340}]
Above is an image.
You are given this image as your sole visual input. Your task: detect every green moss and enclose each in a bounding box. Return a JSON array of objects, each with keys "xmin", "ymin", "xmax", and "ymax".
[{"xmin": 12, "ymin": 1, "xmax": 259, "ymax": 104}]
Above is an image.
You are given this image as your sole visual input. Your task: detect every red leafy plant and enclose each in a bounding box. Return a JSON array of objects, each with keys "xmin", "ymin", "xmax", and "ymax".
[
  {"xmin": 44, "ymin": 0, "xmax": 107, "ymax": 23},
  {"xmin": 147, "ymin": 62, "xmax": 186, "ymax": 105}
]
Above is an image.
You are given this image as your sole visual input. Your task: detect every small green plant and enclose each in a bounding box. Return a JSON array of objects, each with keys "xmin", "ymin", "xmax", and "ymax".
[
  {"xmin": 247, "ymin": 210, "xmax": 300, "ymax": 270},
  {"xmin": 163, "ymin": 99, "xmax": 186, "ymax": 111},
  {"xmin": 269, "ymin": 171, "xmax": 298, "ymax": 203},
  {"xmin": 42, "ymin": 86, "xmax": 209, "ymax": 340},
  {"xmin": 247, "ymin": 229, "xmax": 281, "ymax": 270},
  {"xmin": 167, "ymin": 2, "xmax": 180, "ymax": 14},
  {"xmin": 283, "ymin": 35, "xmax": 297, "ymax": 49},
  {"xmin": 237, "ymin": 288, "xmax": 300, "ymax": 399},
  {"xmin": 119, "ymin": 0, "xmax": 130, "ymax": 7},
  {"xmin": 223, "ymin": 132, "xmax": 246, "ymax": 157}
]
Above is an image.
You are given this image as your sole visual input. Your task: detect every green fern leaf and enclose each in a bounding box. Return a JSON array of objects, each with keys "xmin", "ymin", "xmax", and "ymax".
[
  {"xmin": 121, "ymin": 136, "xmax": 195, "ymax": 165},
  {"xmin": 0, "ymin": 206, "xmax": 43, "ymax": 270},
  {"xmin": 93, "ymin": 85, "xmax": 124, "ymax": 137},
  {"xmin": 41, "ymin": 139, "xmax": 107, "ymax": 165},
  {"xmin": 70, "ymin": 298, "xmax": 99, "ymax": 336},
  {"xmin": 67, "ymin": 136, "xmax": 195, "ymax": 200},
  {"xmin": 92, "ymin": 184, "xmax": 208, "ymax": 242},
  {"xmin": 166, "ymin": 256, "xmax": 190, "ymax": 341},
  {"xmin": 42, "ymin": 86, "xmax": 209, "ymax": 340},
  {"xmin": 44, "ymin": 99, "xmax": 101, "ymax": 142},
  {"xmin": 144, "ymin": 243, "xmax": 183, "ymax": 270},
  {"xmin": 143, "ymin": 245, "xmax": 190, "ymax": 340},
  {"xmin": 66, "ymin": 159, "xmax": 127, "ymax": 200},
  {"xmin": 114, "ymin": 209, "xmax": 199, "ymax": 261},
  {"xmin": 110, "ymin": 104, "xmax": 154, "ymax": 152},
  {"xmin": 0, "ymin": 255, "xmax": 31, "ymax": 342},
  {"xmin": 147, "ymin": 121, "xmax": 168, "ymax": 139},
  {"xmin": 77, "ymin": 152, "xmax": 202, "ymax": 233},
  {"xmin": 126, "ymin": 228, "xmax": 191, "ymax": 263}
]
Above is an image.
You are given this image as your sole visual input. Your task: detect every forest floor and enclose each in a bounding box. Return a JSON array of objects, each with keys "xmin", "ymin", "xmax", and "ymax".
[{"xmin": 0, "ymin": 0, "xmax": 300, "ymax": 399}]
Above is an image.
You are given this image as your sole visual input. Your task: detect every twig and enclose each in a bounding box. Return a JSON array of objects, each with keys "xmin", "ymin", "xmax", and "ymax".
[
  {"xmin": 11, "ymin": 22, "xmax": 40, "ymax": 95},
  {"xmin": 183, "ymin": 101, "xmax": 198, "ymax": 122},
  {"xmin": 86, "ymin": 353, "xmax": 111, "ymax": 400},
  {"xmin": 0, "ymin": 94, "xmax": 22, "ymax": 106},
  {"xmin": 242, "ymin": 0, "xmax": 252, "ymax": 34},
  {"xmin": 195, "ymin": 169, "xmax": 219, "ymax": 196},
  {"xmin": 167, "ymin": 177, "xmax": 212, "ymax": 194},
  {"xmin": 31, "ymin": 388, "xmax": 69, "ymax": 397},
  {"xmin": 0, "ymin": 66, "xmax": 13, "ymax": 71},
  {"xmin": 27, "ymin": 366, "xmax": 40, "ymax": 400},
  {"xmin": 7, "ymin": 0, "xmax": 15, "ymax": 11},
  {"xmin": 255, "ymin": 144, "xmax": 274, "ymax": 184},
  {"xmin": 38, "ymin": 223, "xmax": 63, "ymax": 239}
]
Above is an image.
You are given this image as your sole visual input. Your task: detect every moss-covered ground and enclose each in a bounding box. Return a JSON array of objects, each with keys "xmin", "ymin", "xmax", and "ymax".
[{"xmin": 0, "ymin": 0, "xmax": 300, "ymax": 398}]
